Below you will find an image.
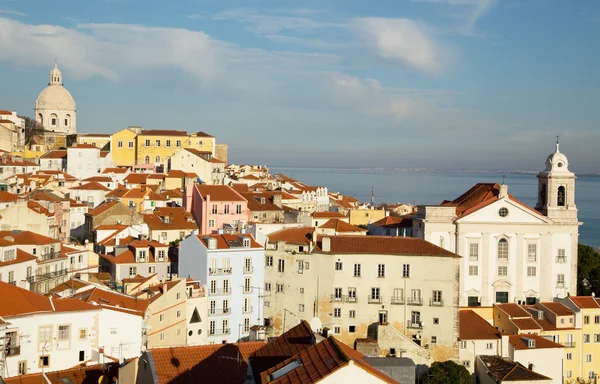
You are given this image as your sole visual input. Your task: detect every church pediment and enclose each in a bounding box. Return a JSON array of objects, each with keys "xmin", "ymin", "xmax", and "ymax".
[
  {"xmin": 491, "ymin": 279, "xmax": 513, "ymax": 288},
  {"xmin": 457, "ymin": 198, "xmax": 550, "ymax": 225}
]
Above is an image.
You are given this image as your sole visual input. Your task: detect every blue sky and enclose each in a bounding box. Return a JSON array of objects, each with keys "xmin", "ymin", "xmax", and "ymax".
[{"xmin": 1, "ymin": 0, "xmax": 599, "ymax": 171}]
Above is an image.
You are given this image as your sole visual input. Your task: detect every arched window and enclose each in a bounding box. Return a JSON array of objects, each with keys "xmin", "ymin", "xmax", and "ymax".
[
  {"xmin": 50, "ymin": 113, "xmax": 58, "ymax": 126},
  {"xmin": 65, "ymin": 114, "xmax": 71, "ymax": 127},
  {"xmin": 557, "ymin": 186, "xmax": 565, "ymax": 207},
  {"xmin": 498, "ymin": 238, "xmax": 508, "ymax": 260},
  {"xmin": 155, "ymin": 156, "xmax": 161, "ymax": 163},
  {"xmin": 144, "ymin": 155, "xmax": 150, "ymax": 164},
  {"xmin": 37, "ymin": 114, "xmax": 43, "ymax": 125}
]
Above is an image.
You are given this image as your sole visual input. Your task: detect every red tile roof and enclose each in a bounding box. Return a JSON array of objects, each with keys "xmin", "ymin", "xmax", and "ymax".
[
  {"xmin": 196, "ymin": 234, "xmax": 262, "ymax": 249},
  {"xmin": 143, "ymin": 207, "xmax": 198, "ymax": 231},
  {"xmin": 568, "ymin": 296, "xmax": 600, "ymax": 309},
  {"xmin": 538, "ymin": 302, "xmax": 573, "ymax": 316},
  {"xmin": 82, "ymin": 176, "xmax": 113, "ymax": 183},
  {"xmin": 496, "ymin": 303, "xmax": 533, "ymax": 318},
  {"xmin": 86, "ymin": 200, "xmax": 119, "ymax": 216},
  {"xmin": 0, "ymin": 249, "xmax": 37, "ymax": 268},
  {"xmin": 510, "ymin": 318, "xmax": 542, "ymax": 331},
  {"xmin": 69, "ymin": 143, "xmax": 99, "ymax": 149},
  {"xmin": 195, "ymin": 184, "xmax": 247, "ymax": 202},
  {"xmin": 370, "ymin": 216, "xmax": 413, "ymax": 228},
  {"xmin": 320, "ymin": 236, "xmax": 460, "ymax": 257},
  {"xmin": 79, "ymin": 133, "xmax": 111, "ymax": 137},
  {"xmin": 139, "ymin": 129, "xmax": 188, "ymax": 136},
  {"xmin": 150, "ymin": 342, "xmax": 265, "ymax": 384},
  {"xmin": 184, "ymin": 148, "xmax": 213, "ymax": 157},
  {"xmin": 0, "ymin": 191, "xmax": 19, "ymax": 202},
  {"xmin": 3, "ymin": 362, "xmax": 119, "ymax": 384},
  {"xmin": 508, "ymin": 334, "xmax": 564, "ymax": 350},
  {"xmin": 192, "ymin": 131, "xmax": 214, "ymax": 137},
  {"xmin": 103, "ymin": 167, "xmax": 129, "ymax": 174},
  {"xmin": 40, "ymin": 149, "xmax": 67, "ymax": 159},
  {"xmin": 318, "ymin": 219, "xmax": 366, "ymax": 233},
  {"xmin": 267, "ymin": 227, "xmax": 314, "ymax": 245},
  {"xmin": 0, "ymin": 230, "xmax": 57, "ymax": 245},
  {"xmin": 71, "ymin": 287, "xmax": 148, "ymax": 315},
  {"xmin": 70, "ymin": 181, "xmax": 110, "ymax": 191},
  {"xmin": 311, "ymin": 211, "xmax": 346, "ymax": 218},
  {"xmin": 124, "ymin": 173, "xmax": 149, "ymax": 184},
  {"xmin": 460, "ymin": 310, "xmax": 501, "ymax": 340},
  {"xmin": 478, "ymin": 355, "xmax": 551, "ymax": 381}
]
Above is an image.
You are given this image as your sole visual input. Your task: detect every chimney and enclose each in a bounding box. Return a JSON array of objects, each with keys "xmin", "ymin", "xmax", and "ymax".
[
  {"xmin": 162, "ymin": 283, "xmax": 168, "ymax": 294},
  {"xmin": 501, "ymin": 334, "xmax": 509, "ymax": 357},
  {"xmin": 114, "ymin": 245, "xmax": 128, "ymax": 256},
  {"xmin": 321, "ymin": 237, "xmax": 331, "ymax": 253},
  {"xmin": 273, "ymin": 194, "xmax": 282, "ymax": 208},
  {"xmin": 499, "ymin": 184, "xmax": 508, "ymax": 199}
]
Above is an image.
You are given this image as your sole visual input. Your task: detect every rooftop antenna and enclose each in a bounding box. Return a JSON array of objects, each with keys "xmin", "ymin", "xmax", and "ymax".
[{"xmin": 371, "ymin": 186, "xmax": 375, "ymax": 207}]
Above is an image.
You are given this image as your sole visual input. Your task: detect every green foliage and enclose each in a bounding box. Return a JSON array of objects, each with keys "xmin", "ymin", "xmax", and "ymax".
[
  {"xmin": 420, "ymin": 361, "xmax": 471, "ymax": 384},
  {"xmin": 22, "ymin": 116, "xmax": 45, "ymax": 146},
  {"xmin": 577, "ymin": 244, "xmax": 600, "ymax": 295}
]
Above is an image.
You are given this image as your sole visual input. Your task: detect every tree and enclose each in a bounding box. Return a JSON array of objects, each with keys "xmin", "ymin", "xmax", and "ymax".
[
  {"xmin": 21, "ymin": 116, "xmax": 45, "ymax": 146},
  {"xmin": 420, "ymin": 361, "xmax": 471, "ymax": 384},
  {"xmin": 577, "ymin": 244, "xmax": 600, "ymax": 295}
]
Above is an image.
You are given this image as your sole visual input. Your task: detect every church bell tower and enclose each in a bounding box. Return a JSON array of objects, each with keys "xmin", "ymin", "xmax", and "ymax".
[{"xmin": 536, "ymin": 140, "xmax": 578, "ymax": 223}]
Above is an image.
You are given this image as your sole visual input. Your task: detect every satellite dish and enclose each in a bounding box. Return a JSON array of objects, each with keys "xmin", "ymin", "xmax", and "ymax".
[
  {"xmin": 84, "ymin": 239, "xmax": 89, "ymax": 244},
  {"xmin": 309, "ymin": 317, "xmax": 322, "ymax": 332}
]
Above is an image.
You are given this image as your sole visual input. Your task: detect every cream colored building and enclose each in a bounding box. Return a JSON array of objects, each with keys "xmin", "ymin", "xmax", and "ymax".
[
  {"xmin": 348, "ymin": 208, "xmax": 386, "ymax": 226},
  {"xmin": 413, "ymin": 144, "xmax": 580, "ymax": 306},
  {"xmin": 264, "ymin": 230, "xmax": 461, "ymax": 363}
]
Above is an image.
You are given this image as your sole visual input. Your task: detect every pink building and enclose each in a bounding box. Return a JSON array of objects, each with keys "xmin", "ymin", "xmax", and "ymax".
[{"xmin": 191, "ymin": 184, "xmax": 249, "ymax": 234}]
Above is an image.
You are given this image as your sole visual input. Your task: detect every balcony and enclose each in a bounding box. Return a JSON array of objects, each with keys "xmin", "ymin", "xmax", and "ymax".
[
  {"xmin": 243, "ymin": 266, "xmax": 254, "ymax": 274},
  {"xmin": 27, "ymin": 269, "xmax": 68, "ymax": 283},
  {"xmin": 429, "ymin": 299, "xmax": 444, "ymax": 307},
  {"xmin": 556, "ymin": 256, "xmax": 567, "ymax": 263},
  {"xmin": 391, "ymin": 297, "xmax": 405, "ymax": 305},
  {"xmin": 5, "ymin": 345, "xmax": 20, "ymax": 356},
  {"xmin": 209, "ymin": 268, "xmax": 232, "ymax": 276},
  {"xmin": 41, "ymin": 252, "xmax": 62, "ymax": 262},
  {"xmin": 346, "ymin": 296, "xmax": 358, "ymax": 303},
  {"xmin": 208, "ymin": 308, "xmax": 231, "ymax": 316},
  {"xmin": 242, "ymin": 306, "xmax": 253, "ymax": 314},
  {"xmin": 406, "ymin": 320, "xmax": 423, "ymax": 329},
  {"xmin": 208, "ymin": 289, "xmax": 231, "ymax": 296},
  {"xmin": 368, "ymin": 296, "xmax": 383, "ymax": 304},
  {"xmin": 560, "ymin": 341, "xmax": 576, "ymax": 348},
  {"xmin": 407, "ymin": 297, "xmax": 423, "ymax": 306},
  {"xmin": 330, "ymin": 294, "xmax": 344, "ymax": 303},
  {"xmin": 211, "ymin": 328, "xmax": 231, "ymax": 336}
]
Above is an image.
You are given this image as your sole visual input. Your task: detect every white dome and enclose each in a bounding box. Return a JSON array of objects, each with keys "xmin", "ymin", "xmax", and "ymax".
[
  {"xmin": 35, "ymin": 84, "xmax": 76, "ymax": 111},
  {"xmin": 544, "ymin": 143, "xmax": 570, "ymax": 173}
]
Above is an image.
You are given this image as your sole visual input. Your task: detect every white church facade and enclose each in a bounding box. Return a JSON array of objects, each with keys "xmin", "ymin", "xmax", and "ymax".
[
  {"xmin": 413, "ymin": 143, "xmax": 580, "ymax": 306},
  {"xmin": 35, "ymin": 64, "xmax": 77, "ymax": 135}
]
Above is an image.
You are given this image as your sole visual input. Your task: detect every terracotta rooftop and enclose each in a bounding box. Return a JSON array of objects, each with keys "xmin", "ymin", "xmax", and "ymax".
[
  {"xmin": 192, "ymin": 131, "xmax": 214, "ymax": 137},
  {"xmin": 260, "ymin": 336, "xmax": 399, "ymax": 384},
  {"xmin": 48, "ymin": 279, "xmax": 93, "ymax": 294},
  {"xmin": 0, "ymin": 282, "xmax": 98, "ymax": 318},
  {"xmin": 195, "ymin": 184, "xmax": 247, "ymax": 202},
  {"xmin": 149, "ymin": 342, "xmax": 265, "ymax": 384},
  {"xmin": 241, "ymin": 193, "xmax": 283, "ymax": 212},
  {"xmin": 496, "ymin": 303, "xmax": 532, "ymax": 318},
  {"xmin": 508, "ymin": 334, "xmax": 564, "ymax": 350},
  {"xmin": 40, "ymin": 149, "xmax": 67, "ymax": 159},
  {"xmin": 0, "ymin": 191, "xmax": 19, "ymax": 202},
  {"xmin": 86, "ymin": 200, "xmax": 119, "ymax": 216},
  {"xmin": 184, "ymin": 147, "xmax": 213, "ymax": 157},
  {"xmin": 3, "ymin": 362, "xmax": 119, "ymax": 384},
  {"xmin": 123, "ymin": 173, "xmax": 149, "ymax": 185},
  {"xmin": 370, "ymin": 216, "xmax": 413, "ymax": 228},
  {"xmin": 318, "ymin": 219, "xmax": 366, "ymax": 233},
  {"xmin": 0, "ymin": 249, "xmax": 37, "ymax": 268},
  {"xmin": 537, "ymin": 302, "xmax": 573, "ymax": 316},
  {"xmin": 71, "ymin": 287, "xmax": 148, "ymax": 315},
  {"xmin": 79, "ymin": 133, "xmax": 111, "ymax": 137},
  {"xmin": 568, "ymin": 296, "xmax": 600, "ymax": 309},
  {"xmin": 196, "ymin": 234, "xmax": 262, "ymax": 250},
  {"xmin": 70, "ymin": 181, "xmax": 111, "ymax": 191},
  {"xmin": 143, "ymin": 207, "xmax": 198, "ymax": 231},
  {"xmin": 69, "ymin": 143, "xmax": 99, "ymax": 149},
  {"xmin": 320, "ymin": 236, "xmax": 460, "ymax": 258},
  {"xmin": 139, "ymin": 129, "xmax": 188, "ymax": 136},
  {"xmin": 267, "ymin": 227, "xmax": 314, "ymax": 245},
  {"xmin": 459, "ymin": 310, "xmax": 501, "ymax": 340},
  {"xmin": 510, "ymin": 318, "xmax": 542, "ymax": 331},
  {"xmin": 0, "ymin": 230, "xmax": 57, "ymax": 245},
  {"xmin": 103, "ymin": 167, "xmax": 129, "ymax": 174},
  {"xmin": 478, "ymin": 355, "xmax": 551, "ymax": 382},
  {"xmin": 82, "ymin": 176, "xmax": 113, "ymax": 183}
]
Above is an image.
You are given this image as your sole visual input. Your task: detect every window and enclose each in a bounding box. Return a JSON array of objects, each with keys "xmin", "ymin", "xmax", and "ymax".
[
  {"xmin": 236, "ymin": 204, "xmax": 242, "ymax": 214},
  {"xmin": 585, "ymin": 354, "xmax": 592, "ymax": 363},
  {"xmin": 159, "ymin": 314, "xmax": 165, "ymax": 322},
  {"xmin": 498, "ymin": 238, "xmax": 508, "ymax": 259},
  {"xmin": 110, "ymin": 328, "xmax": 117, "ymax": 335},
  {"xmin": 297, "ymin": 261, "xmax": 304, "ymax": 274},
  {"xmin": 527, "ymin": 244, "xmax": 537, "ymax": 262},
  {"xmin": 378, "ymin": 264, "xmax": 385, "ymax": 277},
  {"xmin": 557, "ymin": 248, "xmax": 566, "ymax": 263},
  {"xmin": 155, "ymin": 140, "xmax": 161, "ymax": 147},
  {"xmin": 469, "ymin": 266, "xmax": 479, "ymax": 276},
  {"xmin": 299, "ymin": 304, "xmax": 304, "ymax": 312},
  {"xmin": 334, "ymin": 308, "xmax": 341, "ymax": 318},
  {"xmin": 244, "ymin": 277, "xmax": 251, "ymax": 293},
  {"xmin": 129, "ymin": 267, "xmax": 137, "ymax": 276},
  {"xmin": 79, "ymin": 329, "xmax": 87, "ymax": 339},
  {"xmin": 145, "ymin": 139, "xmax": 151, "ymax": 146},
  {"xmin": 334, "ymin": 326, "xmax": 341, "ymax": 334},
  {"xmin": 335, "ymin": 261, "xmax": 343, "ymax": 271},
  {"xmin": 118, "ymin": 141, "xmax": 123, "ymax": 148},
  {"xmin": 498, "ymin": 266, "xmax": 508, "ymax": 276},
  {"xmin": 354, "ymin": 263, "xmax": 361, "ymax": 277},
  {"xmin": 300, "ymin": 287, "xmax": 304, "ymax": 293},
  {"xmin": 224, "ymin": 205, "xmax": 230, "ymax": 214},
  {"xmin": 176, "ymin": 140, "xmax": 181, "ymax": 147},
  {"xmin": 211, "ymin": 204, "xmax": 218, "ymax": 214},
  {"xmin": 18, "ymin": 360, "xmax": 26, "ymax": 375},
  {"xmin": 557, "ymin": 274, "xmax": 565, "ymax": 287},
  {"xmin": 499, "ymin": 207, "xmax": 509, "ymax": 217},
  {"xmin": 567, "ymin": 353, "xmax": 572, "ymax": 360},
  {"xmin": 265, "ymin": 256, "xmax": 273, "ymax": 267},
  {"xmin": 39, "ymin": 326, "xmax": 51, "ymax": 342},
  {"xmin": 432, "ymin": 290, "xmax": 442, "ymax": 304},
  {"xmin": 402, "ymin": 264, "xmax": 410, "ymax": 278},
  {"xmin": 584, "ymin": 316, "xmax": 590, "ymax": 324},
  {"xmin": 566, "ymin": 370, "xmax": 572, "ymax": 378},
  {"xmin": 276, "ymin": 284, "xmax": 284, "ymax": 293},
  {"xmin": 433, "ymin": 317, "xmax": 439, "ymax": 324},
  {"xmin": 348, "ymin": 287, "xmax": 357, "ymax": 301},
  {"xmin": 349, "ymin": 310, "xmax": 356, "ymax": 318},
  {"xmin": 349, "ymin": 325, "xmax": 355, "ymax": 333},
  {"xmin": 486, "ymin": 343, "xmax": 493, "ymax": 349},
  {"xmin": 334, "ymin": 287, "xmax": 343, "ymax": 300},
  {"xmin": 304, "ymin": 261, "xmax": 310, "ymax": 270},
  {"xmin": 209, "ymin": 219, "xmax": 215, "ymax": 228},
  {"xmin": 558, "ymin": 186, "xmax": 566, "ymax": 206},
  {"xmin": 129, "ymin": 141, "xmax": 134, "ymax": 148},
  {"xmin": 584, "ymin": 334, "xmax": 590, "ymax": 343},
  {"xmin": 462, "ymin": 361, "xmax": 470, "ymax": 368},
  {"xmin": 265, "ymin": 283, "xmax": 271, "ymax": 292},
  {"xmin": 244, "ymin": 318, "xmax": 250, "ymax": 332},
  {"xmin": 460, "ymin": 341, "xmax": 467, "ymax": 349},
  {"xmin": 155, "ymin": 155, "xmax": 161, "ymax": 163},
  {"xmin": 595, "ymin": 315, "xmax": 600, "ymax": 324},
  {"xmin": 166, "ymin": 140, "xmax": 171, "ymax": 147},
  {"xmin": 469, "ymin": 243, "xmax": 479, "ymax": 260},
  {"xmin": 145, "ymin": 155, "xmax": 150, "ymax": 164},
  {"xmin": 58, "ymin": 325, "xmax": 70, "ymax": 340},
  {"xmin": 278, "ymin": 259, "xmax": 285, "ymax": 272},
  {"xmin": 177, "ymin": 310, "xmax": 181, "ymax": 318},
  {"xmin": 371, "ymin": 287, "xmax": 380, "ymax": 299},
  {"xmin": 223, "ymin": 280, "xmax": 230, "ymax": 293},
  {"xmin": 39, "ymin": 356, "xmax": 49, "ymax": 368}
]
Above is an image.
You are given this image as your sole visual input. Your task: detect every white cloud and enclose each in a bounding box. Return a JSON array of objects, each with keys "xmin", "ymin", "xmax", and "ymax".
[
  {"xmin": 353, "ymin": 18, "xmax": 447, "ymax": 75},
  {"xmin": 413, "ymin": 0, "xmax": 497, "ymax": 35},
  {"xmin": 0, "ymin": 9, "xmax": 25, "ymax": 16}
]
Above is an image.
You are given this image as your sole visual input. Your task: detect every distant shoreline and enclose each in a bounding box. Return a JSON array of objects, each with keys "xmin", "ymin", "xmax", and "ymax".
[{"xmin": 270, "ymin": 167, "xmax": 600, "ymax": 177}]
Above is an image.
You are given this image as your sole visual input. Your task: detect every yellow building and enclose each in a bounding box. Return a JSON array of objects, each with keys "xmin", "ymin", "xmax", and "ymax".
[
  {"xmin": 348, "ymin": 208, "xmax": 386, "ymax": 226},
  {"xmin": 111, "ymin": 126, "xmax": 141, "ymax": 167},
  {"xmin": 561, "ymin": 296, "xmax": 600, "ymax": 382},
  {"xmin": 189, "ymin": 131, "xmax": 215, "ymax": 154},
  {"xmin": 77, "ymin": 133, "xmax": 111, "ymax": 149}
]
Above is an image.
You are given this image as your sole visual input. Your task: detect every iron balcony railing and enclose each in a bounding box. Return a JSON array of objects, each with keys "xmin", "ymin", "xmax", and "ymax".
[
  {"xmin": 429, "ymin": 299, "xmax": 444, "ymax": 307},
  {"xmin": 5, "ymin": 345, "xmax": 20, "ymax": 356},
  {"xmin": 406, "ymin": 320, "xmax": 423, "ymax": 329},
  {"xmin": 41, "ymin": 252, "xmax": 61, "ymax": 262},
  {"xmin": 391, "ymin": 297, "xmax": 405, "ymax": 305},
  {"xmin": 407, "ymin": 297, "xmax": 423, "ymax": 306},
  {"xmin": 560, "ymin": 341, "xmax": 576, "ymax": 348},
  {"xmin": 209, "ymin": 268, "xmax": 232, "ymax": 276},
  {"xmin": 210, "ymin": 328, "xmax": 231, "ymax": 336},
  {"xmin": 27, "ymin": 269, "xmax": 68, "ymax": 283},
  {"xmin": 368, "ymin": 296, "xmax": 383, "ymax": 304},
  {"xmin": 208, "ymin": 288, "xmax": 231, "ymax": 296},
  {"xmin": 208, "ymin": 308, "xmax": 231, "ymax": 316},
  {"xmin": 556, "ymin": 256, "xmax": 567, "ymax": 263},
  {"xmin": 243, "ymin": 266, "xmax": 254, "ymax": 274}
]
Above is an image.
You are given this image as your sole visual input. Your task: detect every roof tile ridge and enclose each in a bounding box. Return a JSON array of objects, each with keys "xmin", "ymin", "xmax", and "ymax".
[
  {"xmin": 328, "ymin": 336, "xmax": 351, "ymax": 363},
  {"xmin": 502, "ymin": 361, "xmax": 520, "ymax": 380}
]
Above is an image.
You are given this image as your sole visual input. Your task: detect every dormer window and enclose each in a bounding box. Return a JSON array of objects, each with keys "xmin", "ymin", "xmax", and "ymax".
[
  {"xmin": 158, "ymin": 250, "xmax": 165, "ymax": 261},
  {"xmin": 163, "ymin": 216, "xmax": 170, "ymax": 224},
  {"xmin": 139, "ymin": 250, "xmax": 147, "ymax": 262},
  {"xmin": 243, "ymin": 238, "xmax": 251, "ymax": 248}
]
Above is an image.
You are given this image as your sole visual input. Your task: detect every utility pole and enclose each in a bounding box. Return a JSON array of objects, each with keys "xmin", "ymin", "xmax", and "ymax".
[{"xmin": 282, "ymin": 308, "xmax": 296, "ymax": 334}]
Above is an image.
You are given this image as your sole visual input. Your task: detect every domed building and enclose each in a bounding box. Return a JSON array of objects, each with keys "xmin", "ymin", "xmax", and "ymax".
[{"xmin": 35, "ymin": 64, "xmax": 77, "ymax": 135}]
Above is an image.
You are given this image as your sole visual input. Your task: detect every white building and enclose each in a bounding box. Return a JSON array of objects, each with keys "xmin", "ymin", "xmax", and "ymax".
[
  {"xmin": 39, "ymin": 150, "xmax": 68, "ymax": 171},
  {"xmin": 69, "ymin": 182, "xmax": 110, "ymax": 209},
  {"xmin": 459, "ymin": 309, "xmax": 501, "ymax": 373},
  {"xmin": 0, "ymin": 239, "xmax": 36, "ymax": 288},
  {"xmin": 170, "ymin": 148, "xmax": 213, "ymax": 184},
  {"xmin": 35, "ymin": 64, "xmax": 77, "ymax": 135},
  {"xmin": 413, "ymin": 143, "xmax": 580, "ymax": 306},
  {"xmin": 178, "ymin": 234, "xmax": 265, "ymax": 344},
  {"xmin": 66, "ymin": 144, "xmax": 113, "ymax": 180}
]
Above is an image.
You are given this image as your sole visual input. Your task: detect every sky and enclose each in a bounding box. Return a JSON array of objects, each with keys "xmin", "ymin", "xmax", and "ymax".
[{"xmin": 0, "ymin": 0, "xmax": 599, "ymax": 171}]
